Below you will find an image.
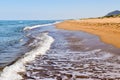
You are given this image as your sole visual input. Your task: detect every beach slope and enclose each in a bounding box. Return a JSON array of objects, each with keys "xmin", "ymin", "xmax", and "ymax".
[{"xmin": 56, "ymin": 18, "xmax": 120, "ymax": 48}]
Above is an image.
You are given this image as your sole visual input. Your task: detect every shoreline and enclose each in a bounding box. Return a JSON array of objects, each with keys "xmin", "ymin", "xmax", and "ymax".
[
  {"xmin": 56, "ymin": 17, "xmax": 120, "ymax": 48},
  {"xmin": 24, "ymin": 25, "xmax": 120, "ymax": 79}
]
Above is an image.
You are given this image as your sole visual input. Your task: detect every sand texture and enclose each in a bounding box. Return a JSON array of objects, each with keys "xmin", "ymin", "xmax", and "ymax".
[{"xmin": 56, "ymin": 18, "xmax": 120, "ymax": 48}]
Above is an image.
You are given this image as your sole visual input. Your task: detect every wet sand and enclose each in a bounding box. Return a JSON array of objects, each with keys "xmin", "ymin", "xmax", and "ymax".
[
  {"xmin": 56, "ymin": 18, "xmax": 120, "ymax": 48},
  {"xmin": 23, "ymin": 26, "xmax": 120, "ymax": 80}
]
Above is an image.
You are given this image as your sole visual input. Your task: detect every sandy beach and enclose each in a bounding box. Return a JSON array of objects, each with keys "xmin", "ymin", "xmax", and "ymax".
[{"xmin": 56, "ymin": 17, "xmax": 120, "ymax": 48}]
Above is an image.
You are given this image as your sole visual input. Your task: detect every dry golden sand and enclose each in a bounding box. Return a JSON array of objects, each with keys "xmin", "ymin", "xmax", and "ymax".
[{"xmin": 56, "ymin": 18, "xmax": 120, "ymax": 48}]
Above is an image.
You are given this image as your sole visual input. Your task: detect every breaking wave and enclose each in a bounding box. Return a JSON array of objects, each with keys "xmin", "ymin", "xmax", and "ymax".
[
  {"xmin": 0, "ymin": 23, "xmax": 55, "ymax": 80},
  {"xmin": 23, "ymin": 21, "xmax": 61, "ymax": 30}
]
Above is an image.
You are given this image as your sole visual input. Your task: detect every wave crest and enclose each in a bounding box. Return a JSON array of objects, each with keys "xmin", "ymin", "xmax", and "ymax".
[
  {"xmin": 23, "ymin": 21, "xmax": 61, "ymax": 31},
  {"xmin": 0, "ymin": 33, "xmax": 54, "ymax": 80}
]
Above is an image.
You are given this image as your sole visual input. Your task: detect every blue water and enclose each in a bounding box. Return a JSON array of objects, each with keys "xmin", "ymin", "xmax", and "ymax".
[{"xmin": 0, "ymin": 20, "xmax": 57, "ymax": 67}]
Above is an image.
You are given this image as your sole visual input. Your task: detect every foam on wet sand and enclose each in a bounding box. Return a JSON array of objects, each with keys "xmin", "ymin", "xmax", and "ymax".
[{"xmin": 24, "ymin": 28, "xmax": 120, "ymax": 80}]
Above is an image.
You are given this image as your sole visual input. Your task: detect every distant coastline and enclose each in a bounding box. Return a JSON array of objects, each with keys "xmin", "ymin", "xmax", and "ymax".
[{"xmin": 56, "ymin": 17, "xmax": 120, "ymax": 48}]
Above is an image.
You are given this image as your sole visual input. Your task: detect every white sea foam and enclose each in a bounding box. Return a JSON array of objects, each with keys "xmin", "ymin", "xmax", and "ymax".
[
  {"xmin": 0, "ymin": 33, "xmax": 54, "ymax": 80},
  {"xmin": 23, "ymin": 21, "xmax": 61, "ymax": 30}
]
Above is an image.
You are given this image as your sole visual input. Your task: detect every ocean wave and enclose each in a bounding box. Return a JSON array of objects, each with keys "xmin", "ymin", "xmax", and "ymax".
[
  {"xmin": 0, "ymin": 32, "xmax": 54, "ymax": 80},
  {"xmin": 23, "ymin": 21, "xmax": 61, "ymax": 31}
]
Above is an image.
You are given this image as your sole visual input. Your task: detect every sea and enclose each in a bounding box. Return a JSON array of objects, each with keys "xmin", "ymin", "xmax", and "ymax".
[{"xmin": 0, "ymin": 20, "xmax": 59, "ymax": 79}]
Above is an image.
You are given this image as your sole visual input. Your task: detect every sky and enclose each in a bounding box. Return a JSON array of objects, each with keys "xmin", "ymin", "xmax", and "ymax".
[{"xmin": 0, "ymin": 0, "xmax": 119, "ymax": 20}]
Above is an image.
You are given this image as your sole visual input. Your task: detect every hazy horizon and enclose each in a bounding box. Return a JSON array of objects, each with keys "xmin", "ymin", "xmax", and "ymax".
[{"xmin": 0, "ymin": 0, "xmax": 119, "ymax": 20}]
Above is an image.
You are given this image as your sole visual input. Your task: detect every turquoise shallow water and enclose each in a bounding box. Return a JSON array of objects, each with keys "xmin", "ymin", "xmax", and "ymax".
[{"xmin": 0, "ymin": 20, "xmax": 57, "ymax": 67}]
